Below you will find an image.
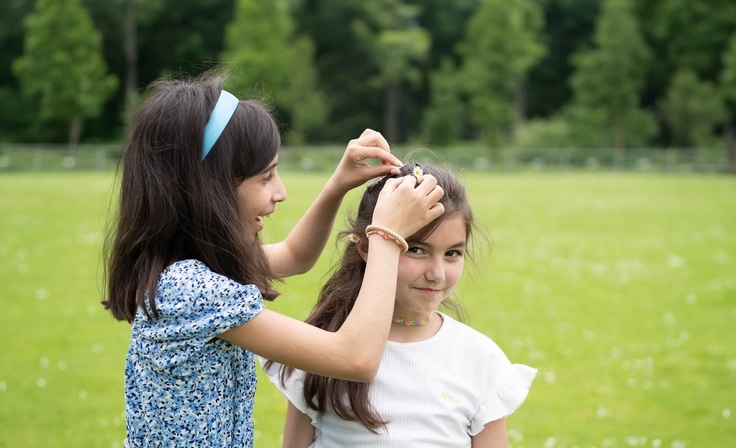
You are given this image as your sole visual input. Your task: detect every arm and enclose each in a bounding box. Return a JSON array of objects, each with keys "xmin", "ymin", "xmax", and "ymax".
[
  {"xmin": 471, "ymin": 418, "xmax": 508, "ymax": 448},
  {"xmin": 221, "ymin": 174, "xmax": 445, "ymax": 381},
  {"xmin": 265, "ymin": 129, "xmax": 402, "ymax": 278},
  {"xmin": 282, "ymin": 402, "xmax": 315, "ymax": 448}
]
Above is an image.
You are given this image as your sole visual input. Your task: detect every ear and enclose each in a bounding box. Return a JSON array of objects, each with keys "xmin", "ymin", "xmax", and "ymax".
[{"xmin": 357, "ymin": 238, "xmax": 369, "ymax": 262}]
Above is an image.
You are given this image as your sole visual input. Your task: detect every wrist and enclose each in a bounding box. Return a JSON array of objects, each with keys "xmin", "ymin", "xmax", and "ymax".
[
  {"xmin": 365, "ymin": 225, "xmax": 408, "ymax": 253},
  {"xmin": 323, "ymin": 175, "xmax": 350, "ymax": 200}
]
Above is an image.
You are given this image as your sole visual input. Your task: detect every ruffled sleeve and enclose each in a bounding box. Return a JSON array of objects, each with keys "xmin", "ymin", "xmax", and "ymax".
[
  {"xmin": 469, "ymin": 362, "xmax": 537, "ymax": 435},
  {"xmin": 261, "ymin": 360, "xmax": 321, "ymax": 425}
]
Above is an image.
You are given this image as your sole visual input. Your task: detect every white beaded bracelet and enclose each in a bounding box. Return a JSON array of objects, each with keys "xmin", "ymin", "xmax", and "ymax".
[{"xmin": 365, "ymin": 224, "xmax": 408, "ymax": 253}]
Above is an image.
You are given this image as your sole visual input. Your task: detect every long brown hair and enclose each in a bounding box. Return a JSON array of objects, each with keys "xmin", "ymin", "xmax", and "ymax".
[
  {"xmin": 272, "ymin": 162, "xmax": 475, "ymax": 432},
  {"xmin": 102, "ymin": 73, "xmax": 280, "ymax": 322}
]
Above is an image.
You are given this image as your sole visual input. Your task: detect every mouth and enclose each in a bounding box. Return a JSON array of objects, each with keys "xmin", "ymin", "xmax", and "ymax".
[
  {"xmin": 255, "ymin": 214, "xmax": 267, "ymax": 232},
  {"xmin": 415, "ymin": 287, "xmax": 443, "ymax": 297}
]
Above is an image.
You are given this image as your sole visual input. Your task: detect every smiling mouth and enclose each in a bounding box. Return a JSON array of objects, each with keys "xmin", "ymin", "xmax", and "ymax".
[{"xmin": 416, "ymin": 287, "xmax": 443, "ymax": 294}]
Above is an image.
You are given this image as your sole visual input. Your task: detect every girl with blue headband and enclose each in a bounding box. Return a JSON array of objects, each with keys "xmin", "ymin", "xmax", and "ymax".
[{"xmin": 102, "ymin": 73, "xmax": 445, "ymax": 447}]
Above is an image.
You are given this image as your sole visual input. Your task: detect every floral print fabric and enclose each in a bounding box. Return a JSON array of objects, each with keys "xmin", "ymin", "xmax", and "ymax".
[{"xmin": 123, "ymin": 259, "xmax": 264, "ymax": 447}]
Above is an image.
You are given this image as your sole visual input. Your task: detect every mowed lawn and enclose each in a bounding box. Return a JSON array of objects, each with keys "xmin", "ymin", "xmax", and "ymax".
[{"xmin": 0, "ymin": 170, "xmax": 734, "ymax": 447}]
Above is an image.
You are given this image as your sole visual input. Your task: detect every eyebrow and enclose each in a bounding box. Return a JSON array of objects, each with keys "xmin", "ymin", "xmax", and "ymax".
[
  {"xmin": 260, "ymin": 162, "xmax": 278, "ymax": 174},
  {"xmin": 415, "ymin": 241, "xmax": 466, "ymax": 250}
]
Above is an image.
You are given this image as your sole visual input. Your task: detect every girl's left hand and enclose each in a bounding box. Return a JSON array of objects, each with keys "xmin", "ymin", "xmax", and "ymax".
[{"xmin": 328, "ymin": 128, "xmax": 402, "ymax": 194}]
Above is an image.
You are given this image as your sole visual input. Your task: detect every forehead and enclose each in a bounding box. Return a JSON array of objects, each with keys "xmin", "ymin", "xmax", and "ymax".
[{"xmin": 421, "ymin": 215, "xmax": 467, "ymax": 247}]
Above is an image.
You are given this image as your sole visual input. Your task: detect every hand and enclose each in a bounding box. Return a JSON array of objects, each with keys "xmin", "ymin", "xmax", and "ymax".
[
  {"xmin": 372, "ymin": 174, "xmax": 445, "ymax": 239},
  {"xmin": 327, "ymin": 129, "xmax": 403, "ymax": 194}
]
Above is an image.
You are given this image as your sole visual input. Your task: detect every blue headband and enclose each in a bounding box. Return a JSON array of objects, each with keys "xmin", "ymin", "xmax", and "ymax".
[{"xmin": 202, "ymin": 90, "xmax": 239, "ymax": 160}]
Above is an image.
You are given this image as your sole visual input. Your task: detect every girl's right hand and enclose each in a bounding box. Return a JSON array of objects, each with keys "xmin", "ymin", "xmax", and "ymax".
[{"xmin": 371, "ymin": 174, "xmax": 444, "ymax": 239}]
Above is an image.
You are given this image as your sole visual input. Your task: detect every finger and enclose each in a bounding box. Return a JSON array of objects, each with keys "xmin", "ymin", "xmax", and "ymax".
[
  {"xmin": 381, "ymin": 176, "xmax": 403, "ymax": 192},
  {"xmin": 352, "ymin": 144, "xmax": 402, "ymax": 167},
  {"xmin": 358, "ymin": 131, "xmax": 389, "ymax": 152},
  {"xmin": 427, "ymin": 202, "xmax": 446, "ymax": 219},
  {"xmin": 414, "ymin": 173, "xmax": 437, "ymax": 192},
  {"xmin": 427, "ymin": 184, "xmax": 444, "ymax": 201}
]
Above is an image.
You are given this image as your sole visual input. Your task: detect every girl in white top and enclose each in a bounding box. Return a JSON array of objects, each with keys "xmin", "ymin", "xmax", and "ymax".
[{"xmin": 264, "ymin": 162, "xmax": 536, "ymax": 447}]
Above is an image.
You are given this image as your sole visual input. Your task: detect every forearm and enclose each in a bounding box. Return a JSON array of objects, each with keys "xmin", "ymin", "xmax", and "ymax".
[
  {"xmin": 226, "ymin": 237, "xmax": 401, "ymax": 381},
  {"xmin": 332, "ymin": 235, "xmax": 401, "ymax": 377}
]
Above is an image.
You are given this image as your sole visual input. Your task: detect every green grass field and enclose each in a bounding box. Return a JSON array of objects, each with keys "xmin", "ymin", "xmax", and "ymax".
[{"xmin": 1, "ymin": 170, "xmax": 734, "ymax": 447}]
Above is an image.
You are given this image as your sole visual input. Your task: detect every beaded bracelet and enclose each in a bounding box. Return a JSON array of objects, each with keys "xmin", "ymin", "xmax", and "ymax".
[{"xmin": 365, "ymin": 225, "xmax": 408, "ymax": 253}]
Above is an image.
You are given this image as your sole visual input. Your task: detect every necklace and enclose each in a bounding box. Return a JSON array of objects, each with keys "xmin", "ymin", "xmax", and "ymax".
[{"xmin": 392, "ymin": 312, "xmax": 435, "ymax": 326}]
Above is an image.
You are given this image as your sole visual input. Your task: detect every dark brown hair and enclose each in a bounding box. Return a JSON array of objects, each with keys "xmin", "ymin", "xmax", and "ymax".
[
  {"xmin": 102, "ymin": 73, "xmax": 280, "ymax": 322},
  {"xmin": 272, "ymin": 162, "xmax": 475, "ymax": 432}
]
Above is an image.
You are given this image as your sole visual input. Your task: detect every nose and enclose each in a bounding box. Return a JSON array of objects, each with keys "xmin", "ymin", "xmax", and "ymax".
[
  {"xmin": 274, "ymin": 175, "xmax": 287, "ymax": 203},
  {"xmin": 424, "ymin": 257, "xmax": 445, "ymax": 283}
]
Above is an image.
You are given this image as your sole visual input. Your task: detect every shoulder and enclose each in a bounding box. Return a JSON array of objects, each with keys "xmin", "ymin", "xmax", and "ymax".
[
  {"xmin": 438, "ymin": 313, "xmax": 507, "ymax": 358},
  {"xmin": 161, "ymin": 259, "xmax": 259, "ymax": 295},
  {"xmin": 155, "ymin": 259, "xmax": 263, "ymax": 318}
]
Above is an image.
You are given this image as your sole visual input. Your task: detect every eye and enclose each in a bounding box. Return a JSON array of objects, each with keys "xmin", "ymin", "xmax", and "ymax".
[
  {"xmin": 406, "ymin": 246, "xmax": 425, "ymax": 255},
  {"xmin": 446, "ymin": 249, "xmax": 464, "ymax": 258},
  {"xmin": 262, "ymin": 170, "xmax": 276, "ymax": 182}
]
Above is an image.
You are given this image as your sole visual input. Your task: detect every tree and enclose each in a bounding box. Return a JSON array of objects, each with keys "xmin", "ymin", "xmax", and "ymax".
[
  {"xmin": 12, "ymin": 0, "xmax": 118, "ymax": 147},
  {"xmin": 221, "ymin": 0, "xmax": 325, "ymax": 145},
  {"xmin": 421, "ymin": 59, "xmax": 464, "ymax": 146},
  {"xmin": 353, "ymin": 0, "xmax": 430, "ymax": 144},
  {"xmin": 721, "ymin": 32, "xmax": 736, "ymax": 107},
  {"xmin": 637, "ymin": 0, "xmax": 736, "ymax": 88},
  {"xmin": 718, "ymin": 31, "xmax": 736, "ymax": 172},
  {"xmin": 459, "ymin": 0, "xmax": 545, "ymax": 149},
  {"xmin": 0, "ymin": 0, "xmax": 38, "ymax": 142},
  {"xmin": 662, "ymin": 69, "xmax": 727, "ymax": 149},
  {"xmin": 525, "ymin": 0, "xmax": 600, "ymax": 118},
  {"xmin": 567, "ymin": 0, "xmax": 654, "ymax": 148}
]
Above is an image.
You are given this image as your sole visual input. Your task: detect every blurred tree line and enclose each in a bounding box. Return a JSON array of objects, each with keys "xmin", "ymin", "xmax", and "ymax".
[{"xmin": 1, "ymin": 0, "xmax": 736, "ymax": 160}]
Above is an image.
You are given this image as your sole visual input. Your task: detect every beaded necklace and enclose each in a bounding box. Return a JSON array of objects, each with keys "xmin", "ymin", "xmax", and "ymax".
[{"xmin": 392, "ymin": 312, "xmax": 435, "ymax": 326}]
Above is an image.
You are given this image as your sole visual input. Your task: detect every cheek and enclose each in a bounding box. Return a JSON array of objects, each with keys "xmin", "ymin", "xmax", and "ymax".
[
  {"xmin": 445, "ymin": 262, "xmax": 464, "ymax": 287},
  {"xmin": 397, "ymin": 260, "xmax": 420, "ymax": 283}
]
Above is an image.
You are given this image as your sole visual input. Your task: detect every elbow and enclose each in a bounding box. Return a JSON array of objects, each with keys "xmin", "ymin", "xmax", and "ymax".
[
  {"xmin": 288, "ymin": 256, "xmax": 318, "ymax": 276},
  {"xmin": 344, "ymin": 354, "xmax": 381, "ymax": 382}
]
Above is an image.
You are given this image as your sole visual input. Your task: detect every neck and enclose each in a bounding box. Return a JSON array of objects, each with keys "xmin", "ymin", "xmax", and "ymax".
[{"xmin": 392, "ymin": 312, "xmax": 435, "ymax": 327}]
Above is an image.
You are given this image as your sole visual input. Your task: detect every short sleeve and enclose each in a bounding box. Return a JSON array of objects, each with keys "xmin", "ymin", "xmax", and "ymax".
[
  {"xmin": 261, "ymin": 360, "xmax": 322, "ymax": 425},
  {"xmin": 134, "ymin": 260, "xmax": 264, "ymax": 373},
  {"xmin": 469, "ymin": 363, "xmax": 537, "ymax": 435}
]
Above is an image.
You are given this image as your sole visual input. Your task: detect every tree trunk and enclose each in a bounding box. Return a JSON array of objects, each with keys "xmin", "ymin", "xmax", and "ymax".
[
  {"xmin": 728, "ymin": 124, "xmax": 736, "ymax": 174},
  {"xmin": 514, "ymin": 81, "xmax": 526, "ymax": 127},
  {"xmin": 124, "ymin": 0, "xmax": 138, "ymax": 129},
  {"xmin": 385, "ymin": 81, "xmax": 399, "ymax": 144},
  {"xmin": 68, "ymin": 116, "xmax": 81, "ymax": 150}
]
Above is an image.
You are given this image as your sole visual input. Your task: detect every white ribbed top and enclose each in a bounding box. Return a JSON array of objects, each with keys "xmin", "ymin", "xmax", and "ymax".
[{"xmin": 264, "ymin": 313, "xmax": 536, "ymax": 447}]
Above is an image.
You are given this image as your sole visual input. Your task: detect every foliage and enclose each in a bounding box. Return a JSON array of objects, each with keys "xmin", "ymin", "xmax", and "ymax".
[
  {"xmin": 567, "ymin": 0, "xmax": 654, "ymax": 149},
  {"xmin": 1, "ymin": 0, "xmax": 736, "ymax": 150},
  {"xmin": 525, "ymin": 0, "xmax": 600, "ymax": 118},
  {"xmin": 513, "ymin": 116, "xmax": 574, "ymax": 150},
  {"xmin": 720, "ymin": 32, "xmax": 736, "ymax": 108},
  {"xmin": 352, "ymin": 0, "xmax": 430, "ymax": 143},
  {"xmin": 12, "ymin": 0, "xmax": 118, "ymax": 146},
  {"xmin": 661, "ymin": 69, "xmax": 728, "ymax": 148},
  {"xmin": 459, "ymin": 0, "xmax": 546, "ymax": 148},
  {"xmin": 421, "ymin": 59, "xmax": 464, "ymax": 146},
  {"xmin": 222, "ymin": 0, "xmax": 325, "ymax": 145},
  {"xmin": 638, "ymin": 0, "xmax": 736, "ymax": 86}
]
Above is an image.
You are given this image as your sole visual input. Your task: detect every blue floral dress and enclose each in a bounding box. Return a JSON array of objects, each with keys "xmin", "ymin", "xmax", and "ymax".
[{"xmin": 123, "ymin": 259, "xmax": 264, "ymax": 447}]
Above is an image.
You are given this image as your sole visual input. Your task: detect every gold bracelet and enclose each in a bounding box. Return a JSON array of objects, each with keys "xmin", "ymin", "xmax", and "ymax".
[{"xmin": 365, "ymin": 224, "xmax": 408, "ymax": 253}]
